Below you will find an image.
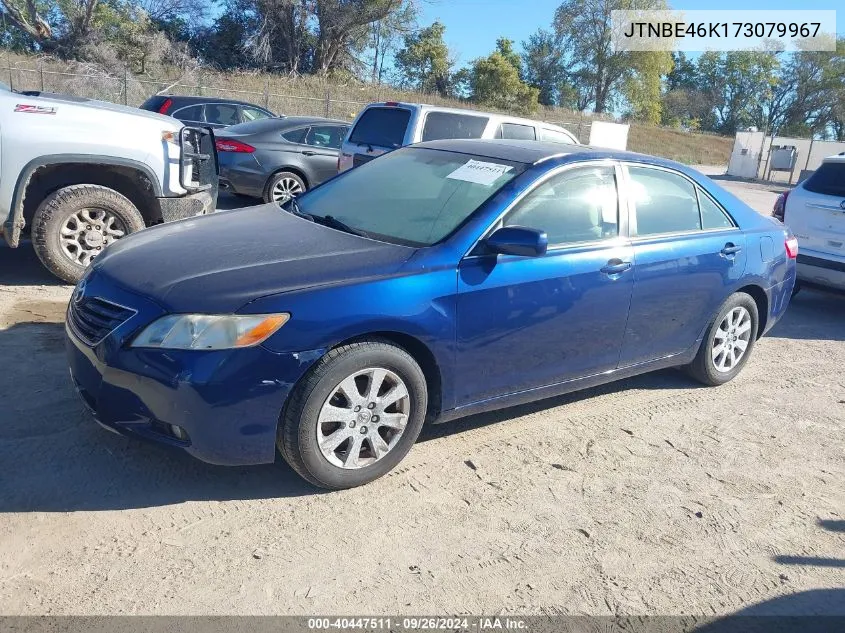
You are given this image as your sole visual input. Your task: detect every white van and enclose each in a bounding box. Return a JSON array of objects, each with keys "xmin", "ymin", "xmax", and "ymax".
[
  {"xmin": 338, "ymin": 102, "xmax": 579, "ymax": 173},
  {"xmin": 778, "ymin": 154, "xmax": 845, "ymax": 291}
]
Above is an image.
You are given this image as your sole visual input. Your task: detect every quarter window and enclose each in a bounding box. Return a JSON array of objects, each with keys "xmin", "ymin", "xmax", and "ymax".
[
  {"xmin": 628, "ymin": 166, "xmax": 701, "ymax": 236},
  {"xmin": 504, "ymin": 166, "xmax": 619, "ymax": 246},
  {"xmin": 496, "ymin": 123, "xmax": 536, "ymax": 140}
]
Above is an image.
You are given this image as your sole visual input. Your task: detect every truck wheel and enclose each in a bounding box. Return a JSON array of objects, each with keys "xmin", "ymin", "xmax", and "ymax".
[
  {"xmin": 31, "ymin": 184, "xmax": 145, "ymax": 284},
  {"xmin": 263, "ymin": 171, "xmax": 306, "ymax": 205},
  {"xmin": 278, "ymin": 340, "xmax": 428, "ymax": 490}
]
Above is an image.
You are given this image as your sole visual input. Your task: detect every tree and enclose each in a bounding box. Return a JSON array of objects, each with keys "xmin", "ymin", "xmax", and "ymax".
[
  {"xmin": 394, "ymin": 21, "xmax": 452, "ymax": 96},
  {"xmin": 467, "ymin": 39, "xmax": 539, "ymax": 115},
  {"xmin": 365, "ymin": 0, "xmax": 416, "ymax": 83},
  {"xmin": 521, "ymin": 28, "xmax": 566, "ymax": 106},
  {"xmin": 495, "ymin": 37, "xmax": 520, "ymax": 73},
  {"xmin": 552, "ymin": 0, "xmax": 671, "ymax": 116}
]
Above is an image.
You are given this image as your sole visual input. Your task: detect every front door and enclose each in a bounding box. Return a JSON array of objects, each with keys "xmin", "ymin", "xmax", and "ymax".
[
  {"xmin": 455, "ymin": 163, "xmax": 635, "ymax": 406},
  {"xmin": 618, "ymin": 164, "xmax": 747, "ymax": 367}
]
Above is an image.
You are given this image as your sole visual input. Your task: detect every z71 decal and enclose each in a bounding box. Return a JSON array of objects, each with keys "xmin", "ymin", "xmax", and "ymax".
[{"xmin": 15, "ymin": 104, "xmax": 57, "ymax": 115}]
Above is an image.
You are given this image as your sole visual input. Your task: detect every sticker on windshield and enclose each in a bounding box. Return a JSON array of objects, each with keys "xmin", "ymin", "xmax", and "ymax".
[{"xmin": 446, "ymin": 160, "xmax": 513, "ymax": 186}]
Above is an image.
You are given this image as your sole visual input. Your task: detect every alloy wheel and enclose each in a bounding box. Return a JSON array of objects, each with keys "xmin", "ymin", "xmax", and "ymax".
[
  {"xmin": 711, "ymin": 306, "xmax": 752, "ymax": 373},
  {"xmin": 59, "ymin": 208, "xmax": 127, "ymax": 267},
  {"xmin": 316, "ymin": 367, "xmax": 410, "ymax": 469},
  {"xmin": 271, "ymin": 177, "xmax": 303, "ymax": 202}
]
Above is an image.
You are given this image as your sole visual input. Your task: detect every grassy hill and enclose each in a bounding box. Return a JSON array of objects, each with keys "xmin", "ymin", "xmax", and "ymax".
[{"xmin": 1, "ymin": 51, "xmax": 733, "ymax": 166}]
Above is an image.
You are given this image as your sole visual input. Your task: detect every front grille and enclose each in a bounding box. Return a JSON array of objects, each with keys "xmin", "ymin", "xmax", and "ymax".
[
  {"xmin": 353, "ymin": 153, "xmax": 376, "ymax": 168},
  {"xmin": 180, "ymin": 126, "xmax": 218, "ymax": 191},
  {"xmin": 68, "ymin": 296, "xmax": 135, "ymax": 346}
]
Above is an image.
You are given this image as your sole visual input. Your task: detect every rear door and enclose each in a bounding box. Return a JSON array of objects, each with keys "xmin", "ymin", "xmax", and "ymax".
[
  {"xmin": 618, "ymin": 164, "xmax": 746, "ymax": 367},
  {"xmin": 303, "ymin": 124, "xmax": 350, "ymax": 185},
  {"xmin": 786, "ymin": 161, "xmax": 845, "ymax": 258}
]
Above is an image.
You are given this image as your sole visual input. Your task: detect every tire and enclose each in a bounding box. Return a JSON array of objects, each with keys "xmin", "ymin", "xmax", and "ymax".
[
  {"xmin": 31, "ymin": 184, "xmax": 145, "ymax": 284},
  {"xmin": 263, "ymin": 171, "xmax": 306, "ymax": 205},
  {"xmin": 791, "ymin": 282, "xmax": 801, "ymax": 298},
  {"xmin": 278, "ymin": 340, "xmax": 428, "ymax": 490},
  {"xmin": 686, "ymin": 292, "xmax": 759, "ymax": 386}
]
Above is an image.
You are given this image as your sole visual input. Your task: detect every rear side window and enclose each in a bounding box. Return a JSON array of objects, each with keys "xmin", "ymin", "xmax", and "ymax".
[
  {"xmin": 804, "ymin": 163, "xmax": 845, "ymax": 197},
  {"xmin": 540, "ymin": 128, "xmax": 576, "ymax": 144},
  {"xmin": 496, "ymin": 122, "xmax": 536, "ymax": 140},
  {"xmin": 172, "ymin": 104, "xmax": 204, "ymax": 122},
  {"xmin": 281, "ymin": 127, "xmax": 308, "ymax": 144},
  {"xmin": 306, "ymin": 125, "xmax": 348, "ymax": 149},
  {"xmin": 629, "ymin": 166, "xmax": 701, "ymax": 236},
  {"xmin": 421, "ymin": 112, "xmax": 489, "ymax": 142},
  {"xmin": 349, "ymin": 107, "xmax": 411, "ymax": 148},
  {"xmin": 205, "ymin": 103, "xmax": 240, "ymax": 126},
  {"xmin": 698, "ymin": 190, "xmax": 734, "ymax": 229}
]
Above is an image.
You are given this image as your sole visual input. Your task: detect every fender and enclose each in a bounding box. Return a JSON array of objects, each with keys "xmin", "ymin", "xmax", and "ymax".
[{"xmin": 3, "ymin": 154, "xmax": 162, "ymax": 248}]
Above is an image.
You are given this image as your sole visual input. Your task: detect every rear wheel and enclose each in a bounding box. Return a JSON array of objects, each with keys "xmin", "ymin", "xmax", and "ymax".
[
  {"xmin": 31, "ymin": 184, "xmax": 145, "ymax": 284},
  {"xmin": 687, "ymin": 292, "xmax": 759, "ymax": 386},
  {"xmin": 278, "ymin": 340, "xmax": 427, "ymax": 489},
  {"xmin": 263, "ymin": 171, "xmax": 306, "ymax": 205}
]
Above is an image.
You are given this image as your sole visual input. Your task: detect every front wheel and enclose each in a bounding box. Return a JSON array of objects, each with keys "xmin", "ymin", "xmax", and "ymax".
[
  {"xmin": 686, "ymin": 292, "xmax": 759, "ymax": 386},
  {"xmin": 31, "ymin": 184, "xmax": 145, "ymax": 284},
  {"xmin": 278, "ymin": 340, "xmax": 428, "ymax": 489}
]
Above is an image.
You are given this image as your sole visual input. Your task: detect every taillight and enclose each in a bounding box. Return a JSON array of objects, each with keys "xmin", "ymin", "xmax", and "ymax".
[
  {"xmin": 773, "ymin": 190, "xmax": 790, "ymax": 221},
  {"xmin": 785, "ymin": 236, "xmax": 798, "ymax": 259},
  {"xmin": 158, "ymin": 98, "xmax": 173, "ymax": 114},
  {"xmin": 215, "ymin": 138, "xmax": 255, "ymax": 153}
]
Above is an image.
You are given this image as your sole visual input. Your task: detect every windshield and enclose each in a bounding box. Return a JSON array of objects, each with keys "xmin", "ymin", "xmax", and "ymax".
[
  {"xmin": 295, "ymin": 147, "xmax": 526, "ymax": 246},
  {"xmin": 804, "ymin": 162, "xmax": 845, "ymax": 197}
]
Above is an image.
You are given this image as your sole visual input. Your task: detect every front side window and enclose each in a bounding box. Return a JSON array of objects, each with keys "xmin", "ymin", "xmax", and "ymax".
[
  {"xmin": 628, "ymin": 166, "xmax": 701, "ymax": 236},
  {"xmin": 305, "ymin": 125, "xmax": 348, "ymax": 149},
  {"xmin": 296, "ymin": 147, "xmax": 525, "ymax": 246},
  {"xmin": 204, "ymin": 103, "xmax": 240, "ymax": 126},
  {"xmin": 172, "ymin": 104, "xmax": 204, "ymax": 122},
  {"xmin": 421, "ymin": 112, "xmax": 489, "ymax": 142},
  {"xmin": 540, "ymin": 128, "xmax": 576, "ymax": 144},
  {"xmin": 496, "ymin": 123, "xmax": 536, "ymax": 141},
  {"xmin": 504, "ymin": 166, "xmax": 618, "ymax": 245}
]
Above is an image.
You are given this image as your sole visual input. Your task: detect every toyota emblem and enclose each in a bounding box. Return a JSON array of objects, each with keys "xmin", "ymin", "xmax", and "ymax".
[{"xmin": 73, "ymin": 279, "xmax": 86, "ymax": 304}]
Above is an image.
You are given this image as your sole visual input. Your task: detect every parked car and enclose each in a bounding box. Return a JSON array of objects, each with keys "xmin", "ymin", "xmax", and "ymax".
[
  {"xmin": 774, "ymin": 155, "xmax": 845, "ymax": 292},
  {"xmin": 140, "ymin": 95, "xmax": 277, "ymax": 129},
  {"xmin": 66, "ymin": 140, "xmax": 796, "ymax": 489},
  {"xmin": 338, "ymin": 102, "xmax": 579, "ymax": 173},
  {"xmin": 0, "ymin": 82, "xmax": 217, "ymax": 283},
  {"xmin": 215, "ymin": 116, "xmax": 350, "ymax": 203}
]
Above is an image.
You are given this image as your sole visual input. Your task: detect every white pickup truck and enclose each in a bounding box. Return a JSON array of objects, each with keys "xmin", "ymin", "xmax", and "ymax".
[{"xmin": 0, "ymin": 82, "xmax": 217, "ymax": 282}]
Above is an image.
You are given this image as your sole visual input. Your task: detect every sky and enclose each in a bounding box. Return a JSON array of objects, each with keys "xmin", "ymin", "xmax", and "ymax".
[{"xmin": 418, "ymin": 0, "xmax": 845, "ymax": 66}]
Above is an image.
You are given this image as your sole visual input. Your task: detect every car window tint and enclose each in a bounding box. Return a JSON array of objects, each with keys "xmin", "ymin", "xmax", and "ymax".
[
  {"xmin": 496, "ymin": 122, "xmax": 536, "ymax": 140},
  {"xmin": 698, "ymin": 189, "xmax": 734, "ymax": 229},
  {"xmin": 204, "ymin": 103, "xmax": 240, "ymax": 126},
  {"xmin": 505, "ymin": 166, "xmax": 618, "ymax": 245},
  {"xmin": 803, "ymin": 162, "xmax": 845, "ymax": 197},
  {"xmin": 628, "ymin": 166, "xmax": 701, "ymax": 236},
  {"xmin": 349, "ymin": 107, "xmax": 411, "ymax": 148},
  {"xmin": 421, "ymin": 112, "xmax": 489, "ymax": 141},
  {"xmin": 242, "ymin": 106, "xmax": 271, "ymax": 122},
  {"xmin": 172, "ymin": 104, "xmax": 204, "ymax": 122},
  {"xmin": 281, "ymin": 127, "xmax": 308, "ymax": 144},
  {"xmin": 540, "ymin": 128, "xmax": 575, "ymax": 144},
  {"xmin": 305, "ymin": 125, "xmax": 347, "ymax": 149}
]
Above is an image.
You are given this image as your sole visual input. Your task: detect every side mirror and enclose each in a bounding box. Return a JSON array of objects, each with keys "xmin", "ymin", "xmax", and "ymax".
[{"xmin": 484, "ymin": 226, "xmax": 548, "ymax": 257}]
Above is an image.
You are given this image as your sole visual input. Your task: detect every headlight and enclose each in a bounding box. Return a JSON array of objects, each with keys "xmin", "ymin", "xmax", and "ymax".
[{"xmin": 131, "ymin": 313, "xmax": 289, "ymax": 350}]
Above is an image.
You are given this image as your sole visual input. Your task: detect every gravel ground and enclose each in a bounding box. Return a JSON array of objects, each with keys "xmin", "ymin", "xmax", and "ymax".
[{"xmin": 0, "ymin": 172, "xmax": 843, "ymax": 616}]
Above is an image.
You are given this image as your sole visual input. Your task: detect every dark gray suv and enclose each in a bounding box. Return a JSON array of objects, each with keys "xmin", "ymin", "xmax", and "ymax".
[{"xmin": 215, "ymin": 116, "xmax": 350, "ymax": 203}]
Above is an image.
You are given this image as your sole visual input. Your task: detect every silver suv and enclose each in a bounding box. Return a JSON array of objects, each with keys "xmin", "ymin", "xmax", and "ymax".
[{"xmin": 338, "ymin": 102, "xmax": 579, "ymax": 173}]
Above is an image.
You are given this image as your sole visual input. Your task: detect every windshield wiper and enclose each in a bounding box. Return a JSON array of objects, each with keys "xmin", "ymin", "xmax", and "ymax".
[
  {"xmin": 314, "ymin": 214, "xmax": 367, "ymax": 237},
  {"xmin": 283, "ymin": 197, "xmax": 315, "ymax": 222}
]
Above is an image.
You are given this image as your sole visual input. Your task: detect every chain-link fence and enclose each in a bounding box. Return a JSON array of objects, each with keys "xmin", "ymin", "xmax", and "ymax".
[{"xmin": 1, "ymin": 55, "xmax": 734, "ymax": 165}]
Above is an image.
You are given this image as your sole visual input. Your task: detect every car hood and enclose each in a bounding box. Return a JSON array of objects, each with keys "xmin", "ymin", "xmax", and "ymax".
[
  {"xmin": 92, "ymin": 205, "xmax": 418, "ymax": 313},
  {"xmin": 27, "ymin": 91, "xmax": 178, "ymax": 124}
]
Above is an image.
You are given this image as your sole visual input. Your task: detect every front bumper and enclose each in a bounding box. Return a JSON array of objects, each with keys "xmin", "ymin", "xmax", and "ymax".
[
  {"xmin": 64, "ymin": 273, "xmax": 322, "ymax": 466},
  {"xmin": 157, "ymin": 188, "xmax": 217, "ymax": 223}
]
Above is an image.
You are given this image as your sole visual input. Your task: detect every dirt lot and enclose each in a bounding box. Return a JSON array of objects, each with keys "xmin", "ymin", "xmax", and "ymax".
[{"xmin": 0, "ymin": 173, "xmax": 843, "ymax": 616}]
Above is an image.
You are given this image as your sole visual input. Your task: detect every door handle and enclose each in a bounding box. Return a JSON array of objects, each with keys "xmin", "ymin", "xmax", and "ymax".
[
  {"xmin": 720, "ymin": 243, "xmax": 742, "ymax": 257},
  {"xmin": 301, "ymin": 150, "xmax": 316, "ymax": 156},
  {"xmin": 600, "ymin": 259, "xmax": 632, "ymax": 275}
]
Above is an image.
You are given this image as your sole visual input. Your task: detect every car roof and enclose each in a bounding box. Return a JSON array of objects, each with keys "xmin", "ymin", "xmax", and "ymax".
[
  {"xmin": 413, "ymin": 138, "xmax": 685, "ymax": 170},
  {"xmin": 822, "ymin": 154, "xmax": 845, "ymax": 164},
  {"xmin": 159, "ymin": 95, "xmax": 273, "ymax": 109},
  {"xmin": 274, "ymin": 115, "xmax": 348, "ymax": 127}
]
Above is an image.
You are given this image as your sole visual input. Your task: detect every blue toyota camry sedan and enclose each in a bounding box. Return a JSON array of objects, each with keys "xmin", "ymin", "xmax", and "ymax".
[{"xmin": 65, "ymin": 139, "xmax": 797, "ymax": 489}]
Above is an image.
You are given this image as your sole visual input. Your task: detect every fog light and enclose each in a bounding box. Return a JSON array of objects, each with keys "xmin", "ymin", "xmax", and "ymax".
[{"xmin": 170, "ymin": 424, "xmax": 187, "ymax": 440}]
